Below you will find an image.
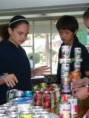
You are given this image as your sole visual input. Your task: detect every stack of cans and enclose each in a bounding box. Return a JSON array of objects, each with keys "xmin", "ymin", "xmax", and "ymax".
[
  {"xmin": 74, "ymin": 47, "xmax": 82, "ymax": 72},
  {"xmin": 58, "ymin": 46, "xmax": 80, "ymax": 118},
  {"xmin": 59, "ymin": 45, "xmax": 71, "ymax": 94}
]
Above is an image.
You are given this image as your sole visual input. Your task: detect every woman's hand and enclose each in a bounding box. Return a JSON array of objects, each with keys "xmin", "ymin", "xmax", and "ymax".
[
  {"xmin": 3, "ymin": 74, "xmax": 18, "ymax": 88},
  {"xmin": 32, "ymin": 66, "xmax": 50, "ymax": 76}
]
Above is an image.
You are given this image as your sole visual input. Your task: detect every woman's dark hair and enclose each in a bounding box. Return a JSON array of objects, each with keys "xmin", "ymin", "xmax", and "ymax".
[
  {"xmin": 56, "ymin": 15, "xmax": 79, "ymax": 33},
  {"xmin": 9, "ymin": 15, "xmax": 29, "ymax": 29},
  {"xmin": 83, "ymin": 8, "xmax": 89, "ymax": 18},
  {"xmin": 0, "ymin": 24, "xmax": 9, "ymax": 39}
]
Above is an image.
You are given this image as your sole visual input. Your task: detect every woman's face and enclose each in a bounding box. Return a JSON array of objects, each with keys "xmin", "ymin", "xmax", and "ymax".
[
  {"xmin": 58, "ymin": 29, "xmax": 75, "ymax": 46},
  {"xmin": 8, "ymin": 23, "xmax": 29, "ymax": 47},
  {"xmin": 83, "ymin": 18, "xmax": 89, "ymax": 29}
]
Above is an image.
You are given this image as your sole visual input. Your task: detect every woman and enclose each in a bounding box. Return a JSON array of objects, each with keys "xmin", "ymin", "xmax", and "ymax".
[{"xmin": 0, "ymin": 15, "xmax": 48, "ymax": 104}]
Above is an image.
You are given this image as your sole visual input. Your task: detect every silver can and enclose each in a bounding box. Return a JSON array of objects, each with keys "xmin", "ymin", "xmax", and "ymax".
[
  {"xmin": 61, "ymin": 45, "xmax": 70, "ymax": 59},
  {"xmin": 74, "ymin": 47, "xmax": 81, "ymax": 59},
  {"xmin": 68, "ymin": 97, "xmax": 78, "ymax": 115},
  {"xmin": 59, "ymin": 101, "xmax": 71, "ymax": 118},
  {"xmin": 74, "ymin": 61, "xmax": 81, "ymax": 71}
]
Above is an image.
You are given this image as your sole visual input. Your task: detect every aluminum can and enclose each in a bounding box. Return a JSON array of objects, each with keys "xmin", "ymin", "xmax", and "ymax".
[
  {"xmin": 61, "ymin": 64, "xmax": 70, "ymax": 71},
  {"xmin": 7, "ymin": 111, "xmax": 18, "ymax": 118},
  {"xmin": 14, "ymin": 90, "xmax": 23, "ymax": 98},
  {"xmin": 6, "ymin": 89, "xmax": 17, "ymax": 101},
  {"xmin": 50, "ymin": 90, "xmax": 56, "ymax": 113},
  {"xmin": 68, "ymin": 97, "xmax": 78, "ymax": 115},
  {"xmin": 17, "ymin": 103, "xmax": 32, "ymax": 113},
  {"xmin": 0, "ymin": 114, "xmax": 9, "ymax": 118},
  {"xmin": 34, "ymin": 91, "xmax": 42, "ymax": 106},
  {"xmin": 54, "ymin": 88, "xmax": 60, "ymax": 103},
  {"xmin": 40, "ymin": 83, "xmax": 47, "ymax": 90},
  {"xmin": 74, "ymin": 47, "xmax": 81, "ymax": 59},
  {"xmin": 23, "ymin": 91, "xmax": 33, "ymax": 97},
  {"xmin": 59, "ymin": 101, "xmax": 71, "ymax": 118},
  {"xmin": 61, "ymin": 94, "xmax": 71, "ymax": 102},
  {"xmin": 61, "ymin": 77, "xmax": 71, "ymax": 94},
  {"xmin": 74, "ymin": 62, "xmax": 81, "ymax": 71},
  {"xmin": 41, "ymin": 112, "xmax": 51, "ymax": 118},
  {"xmin": 61, "ymin": 45, "xmax": 70, "ymax": 59},
  {"xmin": 43, "ymin": 91, "xmax": 51, "ymax": 111}
]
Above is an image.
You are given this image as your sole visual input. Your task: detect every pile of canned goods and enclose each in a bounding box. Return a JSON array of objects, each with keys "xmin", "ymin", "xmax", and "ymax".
[
  {"xmin": 33, "ymin": 83, "xmax": 61, "ymax": 114},
  {"xmin": 0, "ymin": 102, "xmax": 51, "ymax": 118},
  {"xmin": 0, "ymin": 84, "xmax": 60, "ymax": 118}
]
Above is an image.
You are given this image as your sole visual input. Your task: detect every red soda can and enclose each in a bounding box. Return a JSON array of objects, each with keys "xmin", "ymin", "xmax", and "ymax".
[
  {"xmin": 34, "ymin": 91, "xmax": 42, "ymax": 106},
  {"xmin": 43, "ymin": 91, "xmax": 51, "ymax": 111}
]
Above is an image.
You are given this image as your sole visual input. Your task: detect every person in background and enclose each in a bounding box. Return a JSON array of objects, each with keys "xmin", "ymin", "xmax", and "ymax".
[
  {"xmin": 72, "ymin": 8, "xmax": 89, "ymax": 100},
  {"xmin": 56, "ymin": 15, "xmax": 89, "ymax": 84},
  {"xmin": 0, "ymin": 15, "xmax": 49, "ymax": 104},
  {"xmin": 83, "ymin": 8, "xmax": 89, "ymax": 28}
]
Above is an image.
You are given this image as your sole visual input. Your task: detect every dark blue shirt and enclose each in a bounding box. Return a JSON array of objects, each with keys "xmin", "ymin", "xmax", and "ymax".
[
  {"xmin": 57, "ymin": 36, "xmax": 89, "ymax": 84},
  {"xmin": 0, "ymin": 40, "xmax": 31, "ymax": 104}
]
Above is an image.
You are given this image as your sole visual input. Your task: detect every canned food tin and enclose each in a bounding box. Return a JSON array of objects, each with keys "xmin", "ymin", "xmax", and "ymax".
[
  {"xmin": 34, "ymin": 91, "xmax": 42, "ymax": 106},
  {"xmin": 61, "ymin": 83, "xmax": 71, "ymax": 94},
  {"xmin": 15, "ymin": 90, "xmax": 23, "ymax": 98},
  {"xmin": 61, "ymin": 64, "xmax": 70, "ymax": 71},
  {"xmin": 74, "ymin": 62, "xmax": 81, "ymax": 71},
  {"xmin": 43, "ymin": 91, "xmax": 51, "ymax": 111},
  {"xmin": 59, "ymin": 101, "xmax": 71, "ymax": 118},
  {"xmin": 61, "ymin": 77, "xmax": 70, "ymax": 85},
  {"xmin": 68, "ymin": 97, "xmax": 78, "ymax": 115},
  {"xmin": 6, "ymin": 89, "xmax": 17, "ymax": 101},
  {"xmin": 7, "ymin": 111, "xmax": 18, "ymax": 118},
  {"xmin": 61, "ymin": 94, "xmax": 71, "ymax": 102},
  {"xmin": 17, "ymin": 103, "xmax": 32, "ymax": 113},
  {"xmin": 74, "ymin": 48, "xmax": 81, "ymax": 59},
  {"xmin": 40, "ymin": 83, "xmax": 47, "ymax": 90},
  {"xmin": 32, "ymin": 114, "xmax": 42, "ymax": 118},
  {"xmin": 61, "ymin": 70, "xmax": 69, "ymax": 78},
  {"xmin": 24, "ymin": 91, "xmax": 33, "ymax": 97},
  {"xmin": 61, "ymin": 45, "xmax": 70, "ymax": 59},
  {"xmin": 41, "ymin": 112, "xmax": 50, "ymax": 118}
]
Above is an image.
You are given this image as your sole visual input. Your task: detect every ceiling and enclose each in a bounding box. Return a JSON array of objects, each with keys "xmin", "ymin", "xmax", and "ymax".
[{"xmin": 0, "ymin": 0, "xmax": 89, "ymax": 23}]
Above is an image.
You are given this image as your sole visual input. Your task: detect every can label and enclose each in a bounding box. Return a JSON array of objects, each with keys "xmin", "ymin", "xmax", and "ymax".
[
  {"xmin": 34, "ymin": 91, "xmax": 42, "ymax": 106},
  {"xmin": 50, "ymin": 91, "xmax": 56, "ymax": 109},
  {"xmin": 61, "ymin": 94, "xmax": 71, "ymax": 102},
  {"xmin": 61, "ymin": 83, "xmax": 71, "ymax": 94},
  {"xmin": 61, "ymin": 45, "xmax": 70, "ymax": 59},
  {"xmin": 68, "ymin": 98, "xmax": 78, "ymax": 115},
  {"xmin": 61, "ymin": 70, "xmax": 69, "ymax": 77},
  {"xmin": 6, "ymin": 89, "xmax": 17, "ymax": 101},
  {"xmin": 43, "ymin": 91, "xmax": 51, "ymax": 111},
  {"xmin": 74, "ymin": 48, "xmax": 81, "ymax": 59},
  {"xmin": 59, "ymin": 102, "xmax": 71, "ymax": 118},
  {"xmin": 74, "ymin": 62, "xmax": 81, "ymax": 71}
]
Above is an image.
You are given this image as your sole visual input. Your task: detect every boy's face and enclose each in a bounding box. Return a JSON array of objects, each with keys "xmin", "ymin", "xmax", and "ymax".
[
  {"xmin": 58, "ymin": 29, "xmax": 75, "ymax": 46},
  {"xmin": 83, "ymin": 18, "xmax": 89, "ymax": 29}
]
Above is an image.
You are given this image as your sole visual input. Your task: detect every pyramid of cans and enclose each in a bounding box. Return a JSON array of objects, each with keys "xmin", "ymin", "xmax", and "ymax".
[{"xmin": 59, "ymin": 45, "xmax": 82, "ymax": 118}]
